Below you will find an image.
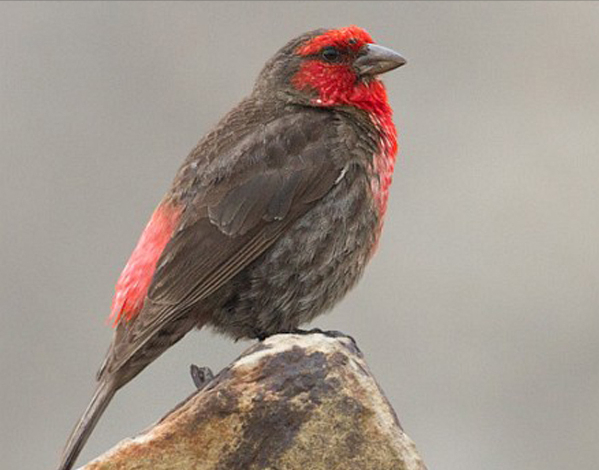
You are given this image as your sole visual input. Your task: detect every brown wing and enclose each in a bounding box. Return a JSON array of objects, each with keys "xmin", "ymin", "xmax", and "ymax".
[{"xmin": 101, "ymin": 109, "xmax": 345, "ymax": 378}]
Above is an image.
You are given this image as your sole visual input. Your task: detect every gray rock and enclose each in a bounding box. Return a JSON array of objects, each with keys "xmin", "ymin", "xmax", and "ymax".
[{"xmin": 81, "ymin": 332, "xmax": 426, "ymax": 470}]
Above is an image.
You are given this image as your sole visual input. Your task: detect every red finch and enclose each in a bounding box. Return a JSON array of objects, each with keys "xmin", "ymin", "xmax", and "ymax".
[{"xmin": 58, "ymin": 25, "xmax": 406, "ymax": 470}]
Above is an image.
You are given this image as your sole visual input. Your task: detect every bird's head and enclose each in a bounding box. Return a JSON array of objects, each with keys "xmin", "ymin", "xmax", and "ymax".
[{"xmin": 254, "ymin": 26, "xmax": 406, "ymax": 113}]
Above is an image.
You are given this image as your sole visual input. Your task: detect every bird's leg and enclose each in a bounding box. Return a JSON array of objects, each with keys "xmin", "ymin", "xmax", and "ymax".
[{"xmin": 190, "ymin": 364, "xmax": 214, "ymax": 390}]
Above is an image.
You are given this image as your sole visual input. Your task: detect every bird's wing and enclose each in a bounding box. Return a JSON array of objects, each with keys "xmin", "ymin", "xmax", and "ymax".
[{"xmin": 102, "ymin": 109, "xmax": 347, "ymax": 377}]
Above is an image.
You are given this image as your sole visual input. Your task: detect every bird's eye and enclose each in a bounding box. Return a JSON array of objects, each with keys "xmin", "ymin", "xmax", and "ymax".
[
  {"xmin": 348, "ymin": 38, "xmax": 358, "ymax": 46},
  {"xmin": 321, "ymin": 46, "xmax": 341, "ymax": 63}
]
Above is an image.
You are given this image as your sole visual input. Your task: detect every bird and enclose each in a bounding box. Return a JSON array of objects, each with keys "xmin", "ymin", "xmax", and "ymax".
[{"xmin": 57, "ymin": 25, "xmax": 406, "ymax": 470}]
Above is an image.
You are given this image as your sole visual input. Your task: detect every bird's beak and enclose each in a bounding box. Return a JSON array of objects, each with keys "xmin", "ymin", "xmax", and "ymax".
[{"xmin": 354, "ymin": 44, "xmax": 407, "ymax": 76}]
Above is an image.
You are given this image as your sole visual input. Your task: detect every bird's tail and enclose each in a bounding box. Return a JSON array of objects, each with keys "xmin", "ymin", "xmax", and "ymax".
[{"xmin": 57, "ymin": 379, "xmax": 116, "ymax": 470}]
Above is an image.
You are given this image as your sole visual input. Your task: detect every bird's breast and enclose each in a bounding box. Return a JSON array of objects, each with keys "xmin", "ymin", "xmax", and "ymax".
[{"xmin": 208, "ymin": 168, "xmax": 379, "ymax": 339}]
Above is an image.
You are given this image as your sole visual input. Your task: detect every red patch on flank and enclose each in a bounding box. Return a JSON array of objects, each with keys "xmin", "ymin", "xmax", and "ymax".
[{"xmin": 109, "ymin": 201, "xmax": 182, "ymax": 326}]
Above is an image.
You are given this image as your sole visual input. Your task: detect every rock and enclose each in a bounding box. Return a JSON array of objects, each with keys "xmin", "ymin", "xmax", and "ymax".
[{"xmin": 81, "ymin": 332, "xmax": 426, "ymax": 470}]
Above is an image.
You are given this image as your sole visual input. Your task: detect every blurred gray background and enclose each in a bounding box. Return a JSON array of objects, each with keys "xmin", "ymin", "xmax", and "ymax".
[{"xmin": 1, "ymin": 2, "xmax": 598, "ymax": 469}]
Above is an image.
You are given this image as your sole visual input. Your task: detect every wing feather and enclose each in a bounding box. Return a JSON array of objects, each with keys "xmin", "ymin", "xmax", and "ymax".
[{"xmin": 102, "ymin": 109, "xmax": 344, "ymax": 376}]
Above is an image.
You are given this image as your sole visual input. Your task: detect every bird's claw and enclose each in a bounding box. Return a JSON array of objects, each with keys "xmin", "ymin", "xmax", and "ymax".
[
  {"xmin": 252, "ymin": 328, "xmax": 270, "ymax": 341},
  {"xmin": 190, "ymin": 364, "xmax": 214, "ymax": 390},
  {"xmin": 253, "ymin": 327, "xmax": 355, "ymax": 344}
]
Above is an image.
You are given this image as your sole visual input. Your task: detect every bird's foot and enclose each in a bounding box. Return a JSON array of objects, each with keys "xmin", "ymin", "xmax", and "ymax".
[
  {"xmin": 252, "ymin": 328, "xmax": 270, "ymax": 341},
  {"xmin": 190, "ymin": 364, "xmax": 214, "ymax": 390},
  {"xmin": 288, "ymin": 328, "xmax": 355, "ymax": 341},
  {"xmin": 252, "ymin": 327, "xmax": 355, "ymax": 344}
]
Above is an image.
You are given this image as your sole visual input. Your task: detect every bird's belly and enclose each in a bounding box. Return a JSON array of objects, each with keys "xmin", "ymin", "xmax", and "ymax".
[{"xmin": 208, "ymin": 172, "xmax": 380, "ymax": 339}]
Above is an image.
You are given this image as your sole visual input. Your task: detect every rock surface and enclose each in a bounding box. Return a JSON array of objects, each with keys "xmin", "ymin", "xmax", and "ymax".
[{"xmin": 81, "ymin": 332, "xmax": 426, "ymax": 470}]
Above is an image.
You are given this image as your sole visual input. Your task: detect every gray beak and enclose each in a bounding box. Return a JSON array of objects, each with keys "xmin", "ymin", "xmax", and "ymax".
[{"xmin": 354, "ymin": 44, "xmax": 407, "ymax": 76}]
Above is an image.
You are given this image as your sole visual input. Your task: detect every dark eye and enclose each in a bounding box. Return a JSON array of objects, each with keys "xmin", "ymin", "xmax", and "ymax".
[
  {"xmin": 321, "ymin": 46, "xmax": 341, "ymax": 63},
  {"xmin": 348, "ymin": 38, "xmax": 357, "ymax": 46}
]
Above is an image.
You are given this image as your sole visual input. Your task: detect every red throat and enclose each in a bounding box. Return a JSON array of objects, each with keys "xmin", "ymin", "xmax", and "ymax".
[{"xmin": 109, "ymin": 201, "xmax": 182, "ymax": 326}]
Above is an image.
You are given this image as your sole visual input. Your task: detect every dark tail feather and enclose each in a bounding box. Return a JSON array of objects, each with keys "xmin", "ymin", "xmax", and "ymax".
[{"xmin": 57, "ymin": 380, "xmax": 116, "ymax": 470}]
